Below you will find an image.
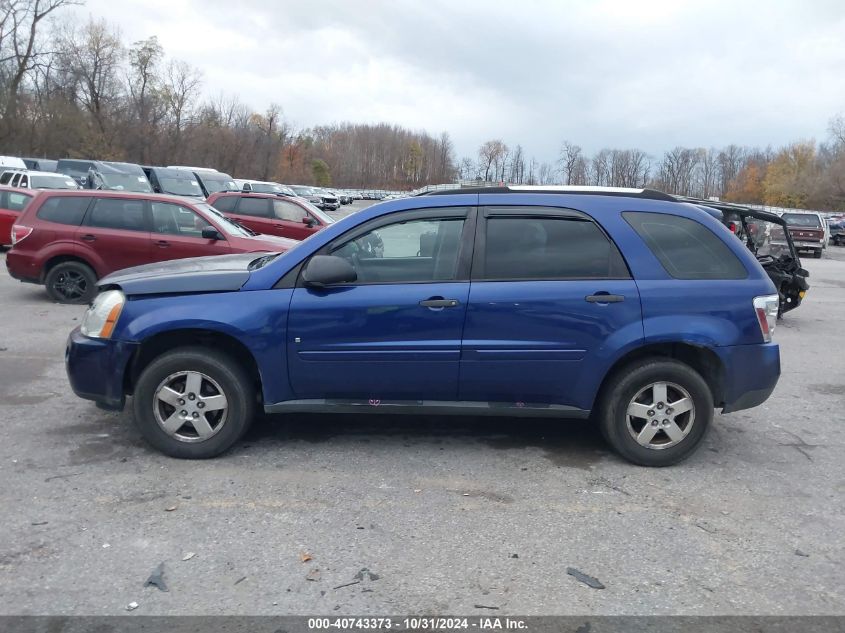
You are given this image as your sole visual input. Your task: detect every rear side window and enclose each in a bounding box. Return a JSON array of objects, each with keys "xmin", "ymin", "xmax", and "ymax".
[
  {"xmin": 623, "ymin": 212, "xmax": 747, "ymax": 280},
  {"xmin": 36, "ymin": 196, "xmax": 91, "ymax": 225},
  {"xmin": 86, "ymin": 198, "xmax": 147, "ymax": 232},
  {"xmin": 211, "ymin": 195, "xmax": 237, "ymax": 212},
  {"xmin": 482, "ymin": 214, "xmax": 629, "ymax": 280},
  {"xmin": 236, "ymin": 197, "xmax": 270, "ymax": 217}
]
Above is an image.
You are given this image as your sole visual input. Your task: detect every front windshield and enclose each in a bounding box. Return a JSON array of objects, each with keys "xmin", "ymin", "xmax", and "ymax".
[
  {"xmin": 202, "ymin": 177, "xmax": 238, "ymax": 193},
  {"xmin": 31, "ymin": 175, "xmax": 79, "ymax": 189},
  {"xmin": 781, "ymin": 213, "xmax": 821, "ymax": 228},
  {"xmin": 159, "ymin": 176, "xmax": 203, "ymax": 196},
  {"xmin": 101, "ymin": 173, "xmax": 153, "ymax": 192},
  {"xmin": 291, "ymin": 186, "xmax": 316, "ymax": 196},
  {"xmin": 198, "ymin": 203, "xmax": 252, "ymax": 237}
]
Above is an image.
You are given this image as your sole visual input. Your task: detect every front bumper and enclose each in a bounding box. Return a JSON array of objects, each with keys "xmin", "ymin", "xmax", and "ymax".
[
  {"xmin": 717, "ymin": 342, "xmax": 780, "ymax": 413},
  {"xmin": 65, "ymin": 327, "xmax": 139, "ymax": 411}
]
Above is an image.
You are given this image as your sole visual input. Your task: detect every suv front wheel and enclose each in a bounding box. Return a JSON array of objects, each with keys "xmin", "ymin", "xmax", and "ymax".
[
  {"xmin": 132, "ymin": 347, "xmax": 255, "ymax": 458},
  {"xmin": 598, "ymin": 359, "xmax": 713, "ymax": 466}
]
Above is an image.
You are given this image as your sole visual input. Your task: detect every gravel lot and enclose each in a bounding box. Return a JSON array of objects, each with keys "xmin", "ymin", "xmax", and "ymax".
[{"xmin": 0, "ymin": 211, "xmax": 843, "ymax": 616}]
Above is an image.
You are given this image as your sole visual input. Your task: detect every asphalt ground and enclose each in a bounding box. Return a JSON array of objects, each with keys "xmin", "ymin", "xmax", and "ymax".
[{"xmin": 0, "ymin": 206, "xmax": 842, "ymax": 615}]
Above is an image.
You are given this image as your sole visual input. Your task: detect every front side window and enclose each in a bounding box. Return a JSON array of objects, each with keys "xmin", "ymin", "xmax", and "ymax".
[
  {"xmin": 151, "ymin": 202, "xmax": 211, "ymax": 237},
  {"xmin": 273, "ymin": 199, "xmax": 307, "ymax": 222},
  {"xmin": 36, "ymin": 196, "xmax": 91, "ymax": 225},
  {"xmin": 482, "ymin": 213, "xmax": 629, "ymax": 280},
  {"xmin": 331, "ymin": 215, "xmax": 466, "ymax": 283},
  {"xmin": 87, "ymin": 198, "xmax": 147, "ymax": 232},
  {"xmin": 236, "ymin": 197, "xmax": 270, "ymax": 217},
  {"xmin": 624, "ymin": 211, "xmax": 747, "ymax": 280}
]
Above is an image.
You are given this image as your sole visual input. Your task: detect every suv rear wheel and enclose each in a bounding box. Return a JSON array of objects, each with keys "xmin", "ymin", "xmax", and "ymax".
[
  {"xmin": 598, "ymin": 359, "xmax": 713, "ymax": 466},
  {"xmin": 44, "ymin": 261, "xmax": 97, "ymax": 304},
  {"xmin": 132, "ymin": 347, "xmax": 255, "ymax": 458}
]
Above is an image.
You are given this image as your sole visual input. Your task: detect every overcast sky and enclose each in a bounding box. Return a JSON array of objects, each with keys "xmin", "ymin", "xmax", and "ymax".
[{"xmin": 72, "ymin": 0, "xmax": 845, "ymax": 163}]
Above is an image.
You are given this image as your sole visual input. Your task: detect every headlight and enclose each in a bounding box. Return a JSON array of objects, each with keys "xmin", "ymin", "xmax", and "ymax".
[{"xmin": 81, "ymin": 290, "xmax": 125, "ymax": 338}]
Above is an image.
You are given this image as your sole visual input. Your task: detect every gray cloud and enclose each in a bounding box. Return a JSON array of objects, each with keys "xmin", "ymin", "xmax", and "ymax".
[{"xmin": 76, "ymin": 0, "xmax": 845, "ymax": 162}]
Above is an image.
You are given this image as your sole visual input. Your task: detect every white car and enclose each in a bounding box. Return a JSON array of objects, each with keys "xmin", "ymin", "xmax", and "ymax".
[{"xmin": 0, "ymin": 170, "xmax": 80, "ymax": 190}]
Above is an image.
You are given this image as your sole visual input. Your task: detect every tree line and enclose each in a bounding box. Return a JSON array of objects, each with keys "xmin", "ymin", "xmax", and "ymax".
[
  {"xmin": 0, "ymin": 0, "xmax": 456, "ymax": 188},
  {"xmin": 458, "ymin": 131, "xmax": 845, "ymax": 210},
  {"xmin": 2, "ymin": 1, "xmax": 844, "ymax": 208}
]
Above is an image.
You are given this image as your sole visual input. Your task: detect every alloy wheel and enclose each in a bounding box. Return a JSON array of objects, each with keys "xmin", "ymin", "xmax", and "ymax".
[
  {"xmin": 152, "ymin": 371, "xmax": 229, "ymax": 442},
  {"xmin": 625, "ymin": 381, "xmax": 695, "ymax": 450}
]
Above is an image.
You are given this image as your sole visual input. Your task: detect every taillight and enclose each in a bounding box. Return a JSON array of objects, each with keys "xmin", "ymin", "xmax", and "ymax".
[
  {"xmin": 753, "ymin": 295, "xmax": 779, "ymax": 343},
  {"xmin": 11, "ymin": 225, "xmax": 33, "ymax": 245},
  {"xmin": 728, "ymin": 221, "xmax": 738, "ymax": 233}
]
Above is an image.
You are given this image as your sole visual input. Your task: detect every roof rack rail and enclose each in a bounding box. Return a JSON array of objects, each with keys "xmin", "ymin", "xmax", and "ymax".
[{"xmin": 423, "ymin": 185, "xmax": 675, "ymax": 201}]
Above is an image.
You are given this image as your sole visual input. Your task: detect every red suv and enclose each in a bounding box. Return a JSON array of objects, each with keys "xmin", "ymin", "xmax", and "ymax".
[
  {"xmin": 207, "ymin": 192, "xmax": 334, "ymax": 240},
  {"xmin": 6, "ymin": 190, "xmax": 298, "ymax": 304},
  {"xmin": 0, "ymin": 187, "xmax": 35, "ymax": 246}
]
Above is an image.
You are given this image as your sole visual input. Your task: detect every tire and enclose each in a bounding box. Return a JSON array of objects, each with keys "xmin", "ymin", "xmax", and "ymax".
[
  {"xmin": 814, "ymin": 249, "xmax": 822, "ymax": 259},
  {"xmin": 44, "ymin": 261, "xmax": 97, "ymax": 304},
  {"xmin": 132, "ymin": 347, "xmax": 255, "ymax": 458},
  {"xmin": 597, "ymin": 359, "xmax": 713, "ymax": 467}
]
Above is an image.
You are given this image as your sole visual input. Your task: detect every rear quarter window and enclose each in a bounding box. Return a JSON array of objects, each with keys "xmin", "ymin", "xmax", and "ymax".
[
  {"xmin": 623, "ymin": 211, "xmax": 747, "ymax": 280},
  {"xmin": 0, "ymin": 190, "xmax": 32, "ymax": 212},
  {"xmin": 35, "ymin": 196, "xmax": 92, "ymax": 226}
]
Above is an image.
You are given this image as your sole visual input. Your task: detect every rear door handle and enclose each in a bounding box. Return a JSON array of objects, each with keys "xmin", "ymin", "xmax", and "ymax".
[
  {"xmin": 81, "ymin": 234, "xmax": 96, "ymax": 242},
  {"xmin": 419, "ymin": 298, "xmax": 460, "ymax": 308},
  {"xmin": 585, "ymin": 294, "xmax": 625, "ymax": 303},
  {"xmin": 155, "ymin": 240, "xmax": 170, "ymax": 248}
]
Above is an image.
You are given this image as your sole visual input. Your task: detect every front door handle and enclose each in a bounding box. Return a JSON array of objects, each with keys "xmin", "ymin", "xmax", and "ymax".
[
  {"xmin": 81, "ymin": 234, "xmax": 96, "ymax": 242},
  {"xmin": 155, "ymin": 240, "xmax": 170, "ymax": 248},
  {"xmin": 419, "ymin": 298, "xmax": 460, "ymax": 308},
  {"xmin": 585, "ymin": 294, "xmax": 625, "ymax": 303}
]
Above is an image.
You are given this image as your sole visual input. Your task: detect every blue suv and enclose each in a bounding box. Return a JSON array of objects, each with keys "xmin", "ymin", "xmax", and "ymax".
[{"xmin": 65, "ymin": 187, "xmax": 781, "ymax": 466}]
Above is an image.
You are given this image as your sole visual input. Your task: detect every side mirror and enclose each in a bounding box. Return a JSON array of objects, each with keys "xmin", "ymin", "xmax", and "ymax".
[
  {"xmin": 302, "ymin": 216, "xmax": 316, "ymax": 227},
  {"xmin": 302, "ymin": 255, "xmax": 357, "ymax": 288},
  {"xmin": 202, "ymin": 226, "xmax": 224, "ymax": 241}
]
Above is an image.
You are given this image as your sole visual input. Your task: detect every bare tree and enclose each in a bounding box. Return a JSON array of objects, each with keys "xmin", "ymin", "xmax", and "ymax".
[
  {"xmin": 477, "ymin": 139, "xmax": 506, "ymax": 181},
  {"xmin": 558, "ymin": 141, "xmax": 582, "ymax": 185}
]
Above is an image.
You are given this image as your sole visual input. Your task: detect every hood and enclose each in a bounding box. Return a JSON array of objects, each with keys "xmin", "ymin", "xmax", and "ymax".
[
  {"xmin": 98, "ymin": 253, "xmax": 262, "ymax": 296},
  {"xmin": 236, "ymin": 233, "xmax": 299, "ymax": 251}
]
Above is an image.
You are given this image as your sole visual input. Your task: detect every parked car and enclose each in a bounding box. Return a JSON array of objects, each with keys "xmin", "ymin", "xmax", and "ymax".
[
  {"xmin": 234, "ymin": 179, "xmax": 296, "ymax": 196},
  {"xmin": 288, "ymin": 185, "xmax": 340, "ymax": 211},
  {"xmin": 6, "ymin": 191, "xmax": 297, "ymax": 304},
  {"xmin": 63, "ymin": 185, "xmax": 781, "ymax": 466},
  {"xmin": 22, "ymin": 157, "xmax": 58, "ymax": 172},
  {"xmin": 207, "ymin": 192, "xmax": 334, "ymax": 240},
  {"xmin": 0, "ymin": 188, "xmax": 34, "ymax": 246},
  {"xmin": 0, "ymin": 169, "xmax": 26, "ymax": 185},
  {"xmin": 169, "ymin": 167, "xmax": 239, "ymax": 197},
  {"xmin": 143, "ymin": 166, "xmax": 205, "ymax": 199},
  {"xmin": 780, "ymin": 212, "xmax": 826, "ymax": 258},
  {"xmin": 0, "ymin": 170, "xmax": 80, "ymax": 190},
  {"xmin": 57, "ymin": 159, "xmax": 152, "ymax": 192},
  {"xmin": 0, "ymin": 156, "xmax": 27, "ymax": 170},
  {"xmin": 830, "ymin": 220, "xmax": 845, "ymax": 246}
]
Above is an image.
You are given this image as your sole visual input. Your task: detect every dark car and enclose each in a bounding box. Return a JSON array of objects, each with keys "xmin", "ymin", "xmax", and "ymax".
[
  {"xmin": 22, "ymin": 157, "xmax": 58, "ymax": 172},
  {"xmin": 288, "ymin": 185, "xmax": 340, "ymax": 211},
  {"xmin": 169, "ymin": 168, "xmax": 239, "ymax": 197},
  {"xmin": 0, "ymin": 187, "xmax": 34, "ymax": 246},
  {"xmin": 207, "ymin": 192, "xmax": 334, "ymax": 240},
  {"xmin": 780, "ymin": 212, "xmax": 826, "ymax": 258},
  {"xmin": 6, "ymin": 190, "xmax": 297, "ymax": 304},
  {"xmin": 57, "ymin": 159, "xmax": 153, "ymax": 193},
  {"xmin": 143, "ymin": 166, "xmax": 205, "ymax": 199},
  {"xmin": 64, "ymin": 186, "xmax": 781, "ymax": 466},
  {"xmin": 828, "ymin": 220, "xmax": 845, "ymax": 246}
]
